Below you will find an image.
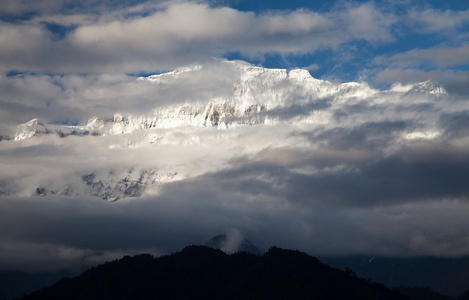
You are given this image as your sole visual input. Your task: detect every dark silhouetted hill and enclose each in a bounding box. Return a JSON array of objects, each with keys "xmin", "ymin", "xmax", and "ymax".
[{"xmin": 18, "ymin": 246, "xmax": 407, "ymax": 300}]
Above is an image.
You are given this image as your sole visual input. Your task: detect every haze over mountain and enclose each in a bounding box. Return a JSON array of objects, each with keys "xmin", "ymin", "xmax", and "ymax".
[
  {"xmin": 1, "ymin": 60, "xmax": 468, "ymax": 277},
  {"xmin": 2, "ymin": 61, "xmax": 457, "ymax": 202}
]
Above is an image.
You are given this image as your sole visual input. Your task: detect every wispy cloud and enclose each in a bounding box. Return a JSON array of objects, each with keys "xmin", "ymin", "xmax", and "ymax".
[
  {"xmin": 407, "ymin": 8, "xmax": 469, "ymax": 34},
  {"xmin": 374, "ymin": 44, "xmax": 469, "ymax": 69}
]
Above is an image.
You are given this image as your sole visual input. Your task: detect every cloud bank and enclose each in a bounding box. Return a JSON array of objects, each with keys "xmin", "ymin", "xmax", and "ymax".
[{"xmin": 1, "ymin": 61, "xmax": 469, "ymax": 272}]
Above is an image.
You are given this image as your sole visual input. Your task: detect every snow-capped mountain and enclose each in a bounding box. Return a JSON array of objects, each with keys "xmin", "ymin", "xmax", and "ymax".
[
  {"xmin": 13, "ymin": 63, "xmax": 447, "ymax": 142},
  {"xmin": 12, "ymin": 62, "xmax": 366, "ymax": 141},
  {"xmin": 14, "ymin": 117, "xmax": 104, "ymax": 141},
  {"xmin": 4, "ymin": 60, "xmax": 454, "ymax": 201},
  {"xmin": 390, "ymin": 80, "xmax": 447, "ymax": 94}
]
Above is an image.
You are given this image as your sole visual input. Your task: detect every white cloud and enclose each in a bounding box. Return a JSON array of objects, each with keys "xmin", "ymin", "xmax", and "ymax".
[
  {"xmin": 0, "ymin": 61, "xmax": 241, "ymax": 134},
  {"xmin": 336, "ymin": 3, "xmax": 396, "ymax": 44},
  {"xmin": 374, "ymin": 44, "xmax": 469, "ymax": 69},
  {"xmin": 220, "ymin": 228, "xmax": 245, "ymax": 254},
  {"xmin": 372, "ymin": 68, "xmax": 469, "ymax": 95},
  {"xmin": 408, "ymin": 8, "xmax": 469, "ymax": 34},
  {"xmin": 0, "ymin": 1, "xmax": 397, "ymax": 73},
  {"xmin": 304, "ymin": 64, "xmax": 320, "ymax": 72},
  {"xmin": 1, "ymin": 61, "xmax": 468, "ymax": 272}
]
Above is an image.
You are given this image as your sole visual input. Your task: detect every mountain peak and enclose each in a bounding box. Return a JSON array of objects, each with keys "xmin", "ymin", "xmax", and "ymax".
[
  {"xmin": 14, "ymin": 118, "xmax": 48, "ymax": 141},
  {"xmin": 391, "ymin": 80, "xmax": 447, "ymax": 94},
  {"xmin": 409, "ymin": 80, "xmax": 447, "ymax": 94}
]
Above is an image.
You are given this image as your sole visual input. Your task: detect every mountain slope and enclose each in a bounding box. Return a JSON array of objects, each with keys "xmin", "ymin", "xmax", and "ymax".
[
  {"xmin": 19, "ymin": 246, "xmax": 406, "ymax": 300},
  {"xmin": 3, "ymin": 61, "xmax": 454, "ymax": 201},
  {"xmin": 12, "ymin": 61, "xmax": 447, "ymax": 141}
]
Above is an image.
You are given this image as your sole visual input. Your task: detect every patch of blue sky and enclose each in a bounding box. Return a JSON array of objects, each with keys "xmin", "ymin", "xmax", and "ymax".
[
  {"xmin": 42, "ymin": 22, "xmax": 77, "ymax": 40},
  {"xmin": 231, "ymin": 0, "xmax": 334, "ymax": 13},
  {"xmin": 0, "ymin": 11, "xmax": 37, "ymax": 23}
]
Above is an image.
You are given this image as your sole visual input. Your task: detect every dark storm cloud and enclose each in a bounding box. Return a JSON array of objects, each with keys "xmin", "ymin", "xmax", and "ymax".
[
  {"xmin": 307, "ymin": 120, "xmax": 408, "ymax": 151},
  {"xmin": 145, "ymin": 142, "xmax": 469, "ymax": 255},
  {"xmin": 292, "ymin": 144, "xmax": 469, "ymax": 207},
  {"xmin": 1, "ymin": 127, "xmax": 469, "ymax": 271},
  {"xmin": 0, "ymin": 193, "xmax": 227, "ymax": 271},
  {"xmin": 185, "ymin": 137, "xmax": 469, "ymax": 209}
]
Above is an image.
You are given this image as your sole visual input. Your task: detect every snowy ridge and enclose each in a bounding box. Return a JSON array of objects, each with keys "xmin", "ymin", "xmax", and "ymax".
[
  {"xmin": 390, "ymin": 80, "xmax": 447, "ymax": 94},
  {"xmin": 408, "ymin": 80, "xmax": 447, "ymax": 94},
  {"xmin": 15, "ymin": 63, "xmax": 333, "ymax": 139},
  {"xmin": 33, "ymin": 168, "xmax": 180, "ymax": 201},
  {"xmin": 12, "ymin": 61, "xmax": 441, "ymax": 141},
  {"xmin": 4, "ymin": 61, "xmax": 456, "ymax": 201},
  {"xmin": 4, "ymin": 62, "xmax": 454, "ymax": 201},
  {"xmin": 14, "ymin": 119, "xmax": 49, "ymax": 141},
  {"xmin": 14, "ymin": 117, "xmax": 104, "ymax": 141}
]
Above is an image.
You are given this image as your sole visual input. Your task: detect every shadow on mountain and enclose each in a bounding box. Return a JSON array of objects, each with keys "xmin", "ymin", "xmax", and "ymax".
[{"xmin": 17, "ymin": 246, "xmax": 406, "ymax": 300}]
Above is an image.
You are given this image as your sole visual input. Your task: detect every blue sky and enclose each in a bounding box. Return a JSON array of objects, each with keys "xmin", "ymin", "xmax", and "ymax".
[
  {"xmin": 0, "ymin": 0, "xmax": 468, "ymax": 95},
  {"xmin": 232, "ymin": 0, "xmax": 469, "ymax": 90}
]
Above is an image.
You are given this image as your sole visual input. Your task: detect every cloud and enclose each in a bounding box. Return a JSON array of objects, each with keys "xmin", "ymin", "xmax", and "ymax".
[
  {"xmin": 354, "ymin": 6, "xmax": 469, "ymax": 92},
  {"xmin": 0, "ymin": 1, "xmax": 397, "ymax": 74},
  {"xmin": 374, "ymin": 44, "xmax": 469, "ymax": 69},
  {"xmin": 0, "ymin": 0, "xmax": 158, "ymax": 17},
  {"xmin": 368, "ymin": 41, "xmax": 469, "ymax": 95},
  {"xmin": 2, "ymin": 178, "xmax": 469, "ymax": 272},
  {"xmin": 407, "ymin": 8, "xmax": 469, "ymax": 34},
  {"xmin": 0, "ymin": 0, "xmax": 469, "ymax": 274},
  {"xmin": 1, "ymin": 1, "xmax": 468, "ymax": 90},
  {"xmin": 1, "ymin": 62, "xmax": 468, "ymax": 273},
  {"xmin": 0, "ymin": 61, "xmax": 242, "ymax": 135},
  {"xmin": 304, "ymin": 64, "xmax": 320, "ymax": 72},
  {"xmin": 372, "ymin": 68, "xmax": 469, "ymax": 95},
  {"xmin": 333, "ymin": 2, "xmax": 396, "ymax": 44},
  {"xmin": 220, "ymin": 228, "xmax": 245, "ymax": 254}
]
